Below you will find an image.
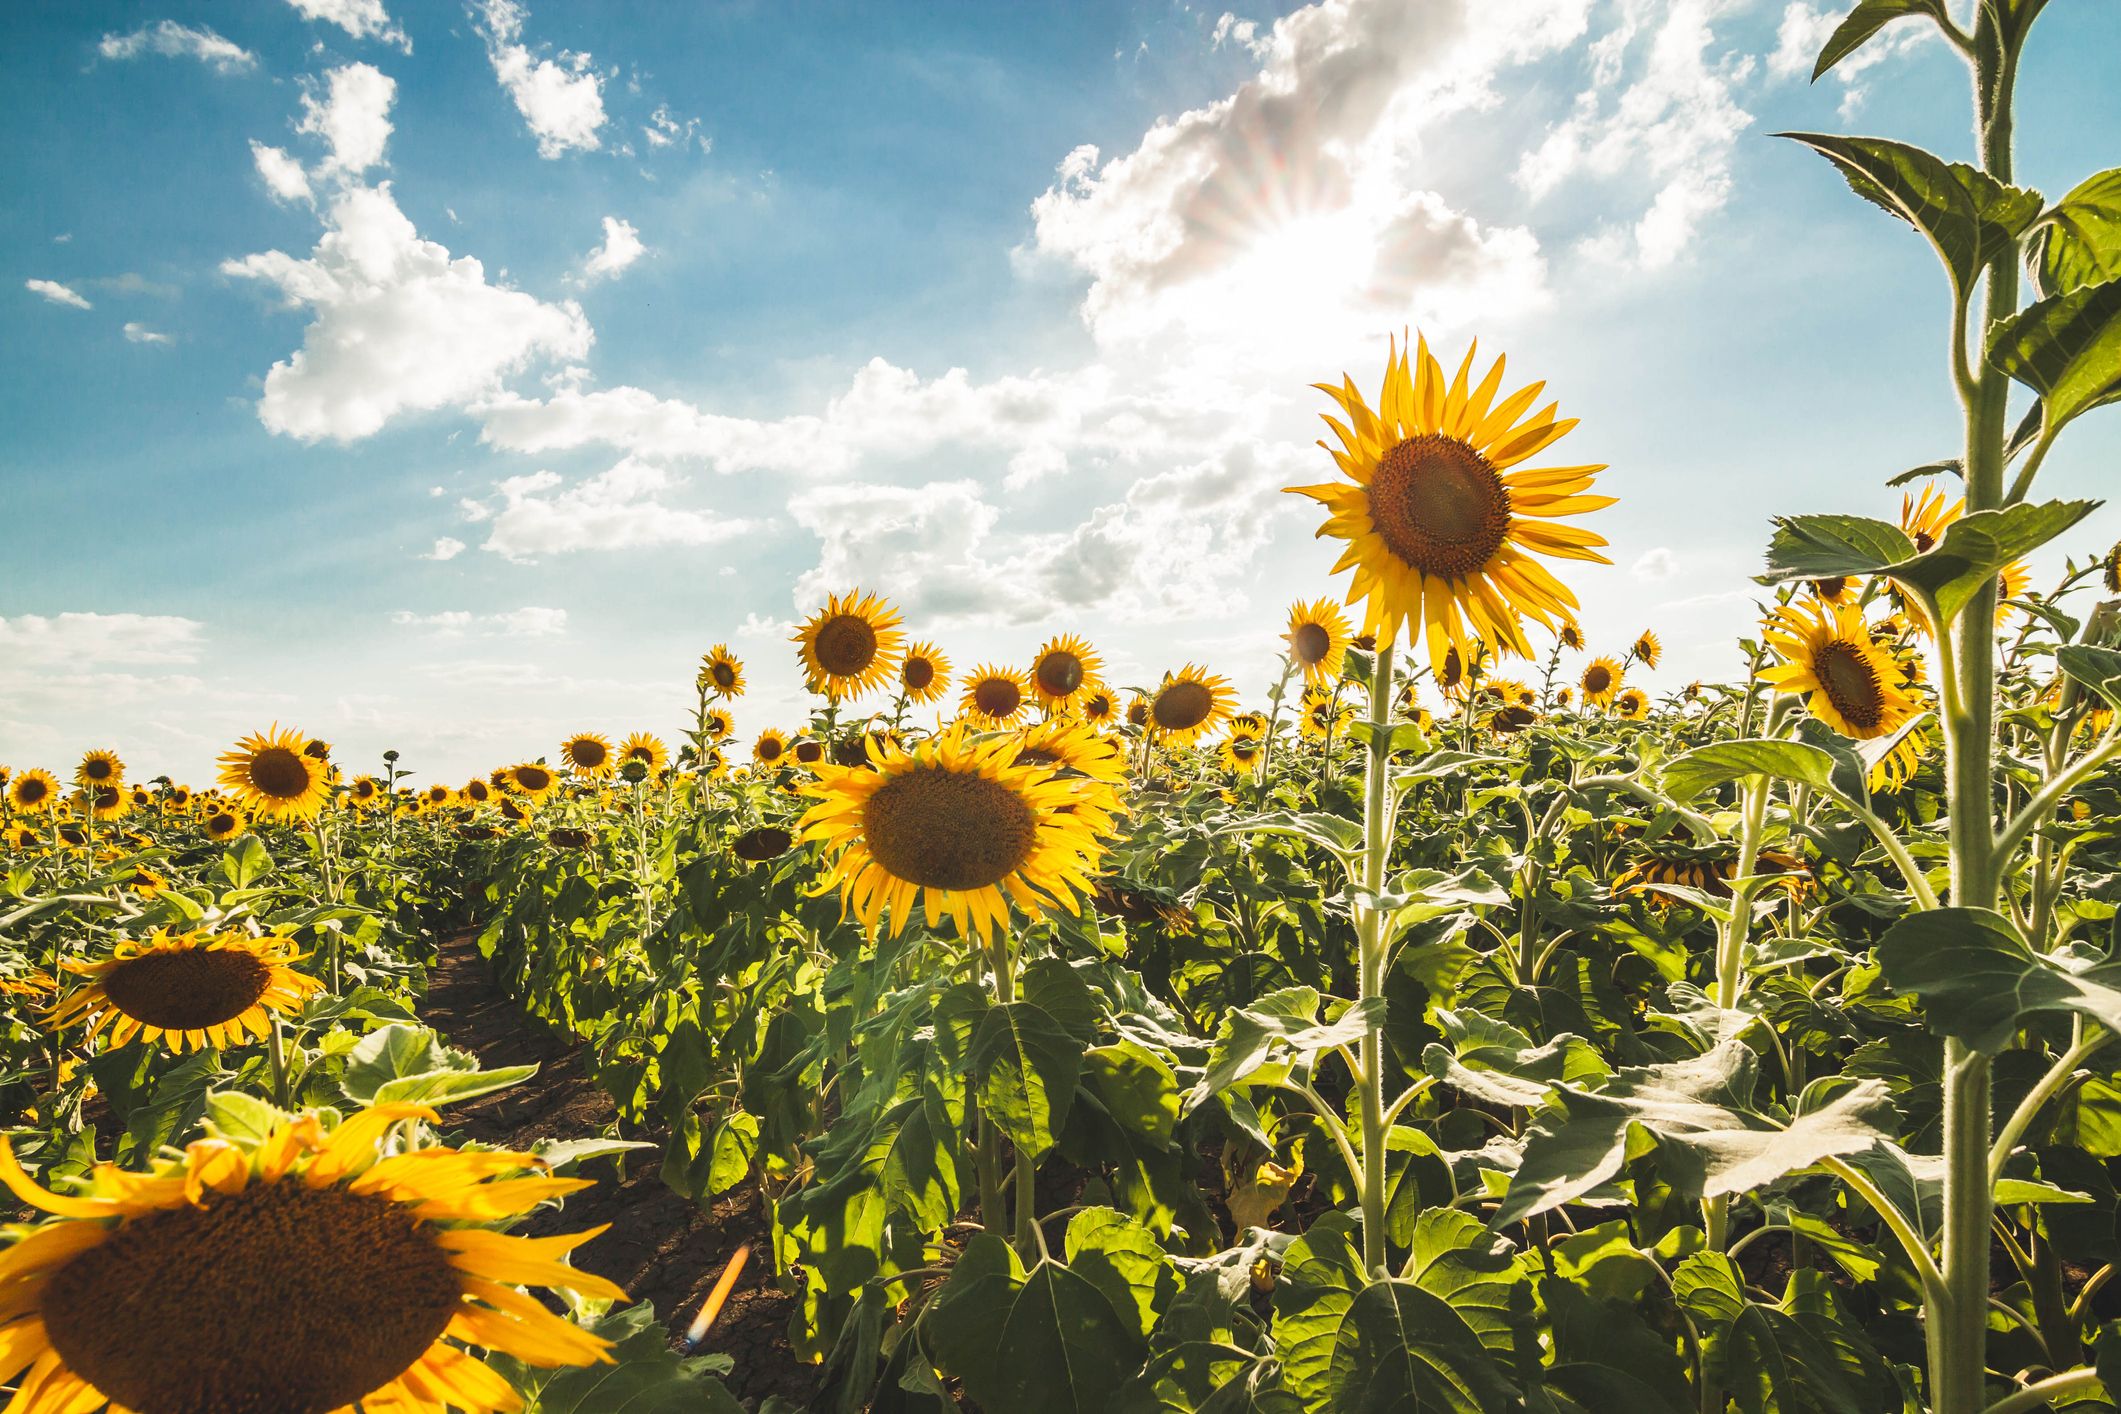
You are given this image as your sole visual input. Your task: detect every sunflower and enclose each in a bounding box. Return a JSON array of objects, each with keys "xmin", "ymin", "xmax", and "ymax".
[
  {"xmin": 562, "ymin": 732, "xmax": 614, "ymax": 778},
  {"xmin": 1299, "ymin": 686, "xmax": 1347, "ymax": 740},
  {"xmin": 1011, "ymin": 719, "xmax": 1130, "ymax": 785},
  {"xmin": 1482, "ymin": 678, "xmax": 1537, "ymax": 709},
  {"xmin": 461, "ymin": 777, "xmax": 493, "ymax": 806},
  {"xmin": 699, "ymin": 644, "xmax": 746, "ymax": 700},
  {"xmin": 1126, "ymin": 695, "xmax": 1151, "ymax": 730},
  {"xmin": 795, "ymin": 589, "xmax": 906, "ymax": 701},
  {"xmin": 1148, "ymin": 665, "xmax": 1235, "ymax": 745},
  {"xmin": 1764, "ymin": 599, "xmax": 1920, "ymax": 741},
  {"xmin": 792, "ymin": 737, "xmax": 827, "ymax": 768},
  {"xmin": 1579, "ymin": 657, "xmax": 1625, "ymax": 708},
  {"xmin": 701, "ymin": 708, "xmax": 734, "ymax": 741},
  {"xmin": 304, "ymin": 737, "xmax": 333, "ymax": 761},
  {"xmin": 1233, "ymin": 710, "xmax": 1269, "ymax": 735},
  {"xmin": 118, "ymin": 865, "xmax": 168, "ymax": 898},
  {"xmin": 1285, "ymin": 599, "xmax": 1354, "ymax": 684},
  {"xmin": 46, "ymin": 930, "xmax": 322, "ymax": 1053},
  {"xmin": 1219, "ymin": 730, "xmax": 1267, "ymax": 775},
  {"xmin": 1614, "ymin": 687, "xmax": 1650, "ymax": 720},
  {"xmin": 76, "ymin": 750, "xmax": 123, "ymax": 789},
  {"xmin": 2105, "ymin": 541, "xmax": 2121, "ymax": 595},
  {"xmin": 733, "ymin": 825, "xmax": 794, "ymax": 862},
  {"xmin": 128, "ymin": 785, "xmax": 154, "ymax": 810},
  {"xmin": 218, "ymin": 726, "xmax": 331, "ymax": 821},
  {"xmin": 82, "ymin": 784, "xmax": 130, "ymax": 823},
  {"xmin": 0, "ymin": 1101, "xmax": 621, "ymax": 1414},
  {"xmin": 166, "ymin": 785, "xmax": 193, "ymax": 811},
  {"xmin": 754, "ymin": 728, "xmax": 791, "ymax": 767},
  {"xmin": 1079, "ymin": 685, "xmax": 1118, "ymax": 726},
  {"xmin": 1288, "ymin": 335, "xmax": 1612, "ymax": 676},
  {"xmin": 1900, "ymin": 485, "xmax": 1958, "ymax": 553},
  {"xmin": 959, "ymin": 665, "xmax": 1030, "ymax": 728},
  {"xmin": 900, "ymin": 641, "xmax": 952, "ymax": 705},
  {"xmin": 1631, "ymin": 630, "xmax": 1662, "ymax": 669},
  {"xmin": 5, "ymin": 825, "xmax": 40, "ymax": 853},
  {"xmin": 619, "ymin": 732, "xmax": 668, "ymax": 775},
  {"xmin": 9, "ymin": 768, "xmax": 58, "ymax": 815},
  {"xmin": 1812, "ymin": 575, "xmax": 1853, "ymax": 604},
  {"xmin": 1616, "ymin": 849, "xmax": 1811, "ymax": 903},
  {"xmin": 349, "ymin": 776, "xmax": 381, "ymax": 807},
  {"xmin": 506, "ymin": 762, "xmax": 559, "ymax": 802},
  {"xmin": 1029, "ymin": 633, "xmax": 1105, "ymax": 713},
  {"xmin": 799, "ymin": 727, "xmax": 1122, "ymax": 943},
  {"xmin": 1867, "ymin": 724, "xmax": 1931, "ymax": 794},
  {"xmin": 201, "ymin": 805, "xmax": 248, "ymax": 842},
  {"xmin": 497, "ymin": 796, "xmax": 530, "ymax": 827},
  {"xmin": 421, "ymin": 784, "xmax": 454, "ymax": 809}
]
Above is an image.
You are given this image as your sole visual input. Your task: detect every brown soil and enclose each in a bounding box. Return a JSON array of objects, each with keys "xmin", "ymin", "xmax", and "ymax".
[{"xmin": 421, "ymin": 932, "xmax": 821, "ymax": 1409}]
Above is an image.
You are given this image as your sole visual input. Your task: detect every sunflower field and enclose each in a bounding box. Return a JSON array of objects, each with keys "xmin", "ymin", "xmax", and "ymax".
[{"xmin": 7, "ymin": 7, "xmax": 2121, "ymax": 1413}]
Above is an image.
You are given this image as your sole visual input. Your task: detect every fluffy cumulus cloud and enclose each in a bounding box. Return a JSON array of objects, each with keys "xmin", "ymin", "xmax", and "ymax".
[
  {"xmin": 423, "ymin": 536, "xmax": 466, "ymax": 561},
  {"xmin": 284, "ymin": 0, "xmax": 411, "ymax": 52},
  {"xmin": 25, "ymin": 279, "xmax": 90, "ymax": 310},
  {"xmin": 458, "ymin": 458, "xmax": 754, "ymax": 561},
  {"xmin": 391, "ymin": 606, "xmax": 567, "ymax": 636},
  {"xmin": 97, "ymin": 21, "xmax": 256, "ymax": 74},
  {"xmin": 1517, "ymin": 0, "xmax": 1757, "ymax": 269},
  {"xmin": 223, "ymin": 183, "xmax": 593, "ymax": 441},
  {"xmin": 577, "ymin": 216, "xmax": 645, "ymax": 283},
  {"xmin": 474, "ymin": 0, "xmax": 608, "ymax": 158},
  {"xmin": 298, "ymin": 63, "xmax": 397, "ymax": 179},
  {"xmin": 0, "ymin": 612, "xmax": 205, "ymax": 666},
  {"xmin": 250, "ymin": 142, "xmax": 313, "ymax": 203}
]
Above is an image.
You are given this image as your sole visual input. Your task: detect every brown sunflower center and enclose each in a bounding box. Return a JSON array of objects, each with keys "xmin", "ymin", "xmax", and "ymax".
[
  {"xmin": 207, "ymin": 812, "xmax": 239, "ymax": 835},
  {"xmin": 711, "ymin": 661, "xmax": 737, "ymax": 688},
  {"xmin": 813, "ymin": 614, "xmax": 880, "ymax": 678},
  {"xmin": 1152, "ymin": 681, "xmax": 1214, "ymax": 732},
  {"xmin": 1035, "ymin": 652, "xmax": 1084, "ymax": 699},
  {"xmin": 1366, "ymin": 433, "xmax": 1512, "ymax": 579},
  {"xmin": 17, "ymin": 779, "xmax": 49, "ymax": 805},
  {"xmin": 1582, "ymin": 664, "xmax": 1613, "ymax": 695},
  {"xmin": 973, "ymin": 676, "xmax": 1023, "ymax": 720},
  {"xmin": 1814, "ymin": 640, "xmax": 1887, "ymax": 731},
  {"xmin": 1292, "ymin": 622, "xmax": 1331, "ymax": 666},
  {"xmin": 757, "ymin": 737, "xmax": 785, "ymax": 762},
  {"xmin": 42, "ymin": 1180, "xmax": 461, "ymax": 1414},
  {"xmin": 515, "ymin": 765, "xmax": 554, "ymax": 793},
  {"xmin": 99, "ymin": 946, "xmax": 274, "ymax": 1031},
  {"xmin": 734, "ymin": 825, "xmax": 794, "ymax": 861},
  {"xmin": 570, "ymin": 739, "xmax": 609, "ymax": 769},
  {"xmin": 794, "ymin": 740, "xmax": 824, "ymax": 765},
  {"xmin": 83, "ymin": 758, "xmax": 115, "ymax": 782},
  {"xmin": 246, "ymin": 748, "xmax": 311, "ymax": 801},
  {"xmin": 903, "ymin": 656, "xmax": 935, "ymax": 691},
  {"xmin": 862, "ymin": 767, "xmax": 1039, "ymax": 891}
]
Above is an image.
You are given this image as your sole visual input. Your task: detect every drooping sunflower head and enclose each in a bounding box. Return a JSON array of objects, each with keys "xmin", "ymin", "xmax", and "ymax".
[
  {"xmin": 1029, "ymin": 633, "xmax": 1105, "ymax": 713},
  {"xmin": 900, "ymin": 641, "xmax": 952, "ymax": 705},
  {"xmin": 798, "ymin": 726, "xmax": 1122, "ymax": 943},
  {"xmin": 1285, "ymin": 598, "xmax": 1353, "ymax": 683},
  {"xmin": 699, "ymin": 643, "xmax": 746, "ymax": 700},
  {"xmin": 1287, "ymin": 334, "xmax": 1612, "ymax": 677},
  {"xmin": 618, "ymin": 732, "xmax": 668, "ymax": 775},
  {"xmin": 1763, "ymin": 599, "xmax": 1920, "ymax": 741},
  {"xmin": 507, "ymin": 762, "xmax": 559, "ymax": 800},
  {"xmin": 754, "ymin": 727, "xmax": 790, "ymax": 766},
  {"xmin": 701, "ymin": 707, "xmax": 735, "ymax": 741},
  {"xmin": 218, "ymin": 726, "xmax": 330, "ymax": 821},
  {"xmin": 9, "ymin": 768, "xmax": 59, "ymax": 814},
  {"xmin": 497, "ymin": 796, "xmax": 530, "ymax": 826},
  {"xmin": 0, "ymin": 1100, "xmax": 622, "ymax": 1414},
  {"xmin": 562, "ymin": 732, "xmax": 614, "ymax": 777},
  {"xmin": 1579, "ymin": 656, "xmax": 1625, "ymax": 707},
  {"xmin": 1148, "ymin": 664, "xmax": 1235, "ymax": 745},
  {"xmin": 46, "ymin": 929, "xmax": 322, "ymax": 1053},
  {"xmin": 795, "ymin": 589, "xmax": 906, "ymax": 700},
  {"xmin": 1614, "ymin": 687, "xmax": 1650, "ymax": 721},
  {"xmin": 1632, "ymin": 630, "xmax": 1662, "ymax": 669},
  {"xmin": 76, "ymin": 749, "xmax": 124, "ymax": 788},
  {"xmin": 959, "ymin": 664, "xmax": 1030, "ymax": 728}
]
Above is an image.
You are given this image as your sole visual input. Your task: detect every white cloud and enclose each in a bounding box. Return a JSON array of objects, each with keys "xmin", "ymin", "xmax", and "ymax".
[
  {"xmin": 474, "ymin": 0, "xmax": 607, "ymax": 159},
  {"xmin": 97, "ymin": 21, "xmax": 257, "ymax": 74},
  {"xmin": 25, "ymin": 279, "xmax": 91, "ymax": 310},
  {"xmin": 392, "ymin": 606, "xmax": 567, "ymax": 637},
  {"xmin": 1632, "ymin": 546, "xmax": 1677, "ymax": 581},
  {"xmin": 577, "ymin": 216, "xmax": 645, "ymax": 283},
  {"xmin": 1768, "ymin": 2, "xmax": 1930, "ymax": 115},
  {"xmin": 0, "ymin": 612, "xmax": 204, "ymax": 666},
  {"xmin": 1517, "ymin": 0, "xmax": 1755, "ymax": 269},
  {"xmin": 463, "ymin": 458, "xmax": 755, "ymax": 562},
  {"xmin": 250, "ymin": 142, "xmax": 314, "ymax": 203},
  {"xmin": 642, "ymin": 103, "xmax": 707, "ymax": 153},
  {"xmin": 1211, "ymin": 13, "xmax": 1271, "ymax": 58},
  {"xmin": 223, "ymin": 182, "xmax": 594, "ymax": 442},
  {"xmin": 423, "ymin": 536, "xmax": 467, "ymax": 561},
  {"xmin": 298, "ymin": 63, "xmax": 397, "ymax": 179},
  {"xmin": 123, "ymin": 322, "xmax": 173, "ymax": 345},
  {"xmin": 284, "ymin": 0, "xmax": 410, "ymax": 52}
]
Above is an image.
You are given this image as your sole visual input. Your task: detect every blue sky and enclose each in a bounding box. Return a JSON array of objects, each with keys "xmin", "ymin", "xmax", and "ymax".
[{"xmin": 4, "ymin": 0, "xmax": 2119, "ymax": 785}]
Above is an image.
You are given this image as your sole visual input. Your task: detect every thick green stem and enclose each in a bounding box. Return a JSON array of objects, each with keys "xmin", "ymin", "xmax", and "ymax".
[{"xmin": 1356, "ymin": 642, "xmax": 1396, "ymax": 1273}]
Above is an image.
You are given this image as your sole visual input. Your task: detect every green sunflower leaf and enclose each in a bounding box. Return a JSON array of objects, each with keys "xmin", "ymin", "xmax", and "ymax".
[
  {"xmin": 2031, "ymin": 168, "xmax": 2121, "ymax": 297},
  {"xmin": 1987, "ymin": 278, "xmax": 2121, "ymax": 432},
  {"xmin": 1757, "ymin": 514, "xmax": 1913, "ymax": 583},
  {"xmin": 969, "ymin": 1001, "xmax": 1082, "ymax": 1162},
  {"xmin": 1809, "ymin": 0, "xmax": 1944, "ymax": 81},
  {"xmin": 1876, "ymin": 906, "xmax": 2121, "ymax": 1054},
  {"xmin": 925, "ymin": 1234, "xmax": 1148, "ymax": 1414},
  {"xmin": 1662, "ymin": 740, "xmax": 1841, "ymax": 802}
]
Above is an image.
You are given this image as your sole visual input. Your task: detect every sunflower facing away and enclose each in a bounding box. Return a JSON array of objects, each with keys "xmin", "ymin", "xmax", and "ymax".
[
  {"xmin": 1763, "ymin": 599, "xmax": 1920, "ymax": 740},
  {"xmin": 619, "ymin": 732, "xmax": 668, "ymax": 775},
  {"xmin": 899, "ymin": 641, "xmax": 952, "ymax": 705},
  {"xmin": 561, "ymin": 732, "xmax": 614, "ymax": 778},
  {"xmin": 75, "ymin": 751, "xmax": 123, "ymax": 789},
  {"xmin": 1285, "ymin": 599, "xmax": 1354, "ymax": 684},
  {"xmin": 9, "ymin": 769, "xmax": 58, "ymax": 815},
  {"xmin": 698, "ymin": 644, "xmax": 746, "ymax": 700},
  {"xmin": 959, "ymin": 664, "xmax": 1030, "ymax": 728},
  {"xmin": 1579, "ymin": 657, "xmax": 1625, "ymax": 708},
  {"xmin": 795, "ymin": 590, "xmax": 906, "ymax": 701},
  {"xmin": 218, "ymin": 726, "xmax": 331, "ymax": 821},
  {"xmin": 1288, "ymin": 335, "xmax": 1613, "ymax": 676},
  {"xmin": 799, "ymin": 726, "xmax": 1122, "ymax": 943},
  {"xmin": 1029, "ymin": 634, "xmax": 1105, "ymax": 714},
  {"xmin": 46, "ymin": 929, "xmax": 323, "ymax": 1053},
  {"xmin": 0, "ymin": 1100, "xmax": 620, "ymax": 1414},
  {"xmin": 1148, "ymin": 665, "xmax": 1236, "ymax": 745}
]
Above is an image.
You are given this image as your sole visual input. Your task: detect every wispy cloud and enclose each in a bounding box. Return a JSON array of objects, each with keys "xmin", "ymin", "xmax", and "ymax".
[
  {"xmin": 97, "ymin": 21, "xmax": 257, "ymax": 75},
  {"xmin": 25, "ymin": 279, "xmax": 91, "ymax": 310}
]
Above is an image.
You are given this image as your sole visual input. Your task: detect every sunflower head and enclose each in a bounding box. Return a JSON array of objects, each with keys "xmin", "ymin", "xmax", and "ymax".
[
  {"xmin": 47, "ymin": 929, "xmax": 322, "ymax": 1053},
  {"xmin": 1218, "ymin": 729, "xmax": 1267, "ymax": 774},
  {"xmin": 2105, "ymin": 542, "xmax": 2121, "ymax": 596},
  {"xmin": 1011, "ymin": 719, "xmax": 1129, "ymax": 785},
  {"xmin": 1900, "ymin": 484, "xmax": 1961, "ymax": 554},
  {"xmin": 699, "ymin": 644, "xmax": 746, "ymax": 700},
  {"xmin": 618, "ymin": 732, "xmax": 668, "ymax": 775},
  {"xmin": 1579, "ymin": 656, "xmax": 1625, "ymax": 707},
  {"xmin": 76, "ymin": 750, "xmax": 124, "ymax": 788},
  {"xmin": 5, "ymin": 824, "xmax": 40, "ymax": 852},
  {"xmin": 793, "ymin": 737, "xmax": 827, "ymax": 768},
  {"xmin": 1812, "ymin": 575, "xmax": 1852, "ymax": 604},
  {"xmin": 1763, "ymin": 599, "xmax": 1920, "ymax": 741},
  {"xmin": 1556, "ymin": 619, "xmax": 1585, "ymax": 651},
  {"xmin": 701, "ymin": 708, "xmax": 735, "ymax": 740},
  {"xmin": 202, "ymin": 805, "xmax": 248, "ymax": 842},
  {"xmin": 795, "ymin": 590, "xmax": 906, "ymax": 700},
  {"xmin": 83, "ymin": 783, "xmax": 130, "ymax": 822},
  {"xmin": 562, "ymin": 732, "xmax": 614, "ymax": 777},
  {"xmin": 218, "ymin": 727, "xmax": 330, "ymax": 821},
  {"xmin": 350, "ymin": 776, "xmax": 381, "ymax": 805},
  {"xmin": 1079, "ymin": 686, "xmax": 1118, "ymax": 724},
  {"xmin": 461, "ymin": 777, "xmax": 492, "ymax": 805},
  {"xmin": 507, "ymin": 762, "xmax": 559, "ymax": 800},
  {"xmin": 1614, "ymin": 687, "xmax": 1650, "ymax": 720},
  {"xmin": 899, "ymin": 641, "xmax": 952, "ymax": 705},
  {"xmin": 1288, "ymin": 334, "xmax": 1612, "ymax": 677},
  {"xmin": 1631, "ymin": 630, "xmax": 1662, "ymax": 669},
  {"xmin": 754, "ymin": 727, "xmax": 790, "ymax": 766},
  {"xmin": 1285, "ymin": 598, "xmax": 1353, "ymax": 683},
  {"xmin": 1029, "ymin": 633, "xmax": 1105, "ymax": 713},
  {"xmin": 959, "ymin": 664, "xmax": 1030, "ymax": 728},
  {"xmin": 1148, "ymin": 664, "xmax": 1235, "ymax": 744},
  {"xmin": 9, "ymin": 768, "xmax": 59, "ymax": 814}
]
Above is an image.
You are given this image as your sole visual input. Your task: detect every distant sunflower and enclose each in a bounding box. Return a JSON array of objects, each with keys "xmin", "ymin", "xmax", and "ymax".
[
  {"xmin": 218, "ymin": 726, "xmax": 331, "ymax": 821},
  {"xmin": 1079, "ymin": 685, "xmax": 1118, "ymax": 726},
  {"xmin": 1300, "ymin": 686, "xmax": 1346, "ymax": 740},
  {"xmin": 1285, "ymin": 599, "xmax": 1353, "ymax": 684},
  {"xmin": 1011, "ymin": 719, "xmax": 1129, "ymax": 785},
  {"xmin": 795, "ymin": 590, "xmax": 905, "ymax": 700},
  {"xmin": 496, "ymin": 797, "xmax": 530, "ymax": 827},
  {"xmin": 461, "ymin": 778, "xmax": 493, "ymax": 805},
  {"xmin": 1219, "ymin": 730, "xmax": 1267, "ymax": 775},
  {"xmin": 701, "ymin": 707, "xmax": 735, "ymax": 741},
  {"xmin": 423, "ymin": 784, "xmax": 455, "ymax": 808},
  {"xmin": 6, "ymin": 825, "xmax": 40, "ymax": 852},
  {"xmin": 1764, "ymin": 599, "xmax": 1919, "ymax": 741},
  {"xmin": 562, "ymin": 732, "xmax": 614, "ymax": 777},
  {"xmin": 9, "ymin": 768, "xmax": 58, "ymax": 814},
  {"xmin": 350, "ymin": 775, "xmax": 381, "ymax": 806},
  {"xmin": 1482, "ymin": 678, "xmax": 1537, "ymax": 709},
  {"xmin": 202, "ymin": 805, "xmax": 248, "ymax": 842},
  {"xmin": 84, "ymin": 784, "xmax": 130, "ymax": 823},
  {"xmin": 959, "ymin": 664, "xmax": 1030, "ymax": 728},
  {"xmin": 1288, "ymin": 335, "xmax": 1612, "ymax": 676},
  {"xmin": 792, "ymin": 737, "xmax": 827, "ymax": 768},
  {"xmin": 1148, "ymin": 665, "xmax": 1235, "ymax": 745},
  {"xmin": 1614, "ymin": 687, "xmax": 1650, "ymax": 721},
  {"xmin": 0, "ymin": 1101, "xmax": 621, "ymax": 1414},
  {"xmin": 1556, "ymin": 619, "xmax": 1585, "ymax": 651},
  {"xmin": 900, "ymin": 641, "xmax": 952, "ymax": 705},
  {"xmin": 303, "ymin": 737, "xmax": 332, "ymax": 761},
  {"xmin": 1812, "ymin": 576, "xmax": 1853, "ymax": 604},
  {"xmin": 119, "ymin": 865, "xmax": 168, "ymax": 898},
  {"xmin": 507, "ymin": 762, "xmax": 559, "ymax": 801},
  {"xmin": 1631, "ymin": 630, "xmax": 1662, "ymax": 669},
  {"xmin": 1125, "ymin": 695, "xmax": 1151, "ymax": 730},
  {"xmin": 799, "ymin": 727, "xmax": 1121, "ymax": 942},
  {"xmin": 166, "ymin": 785, "xmax": 193, "ymax": 811},
  {"xmin": 47, "ymin": 930, "xmax": 322, "ymax": 1053},
  {"xmin": 1579, "ymin": 657, "xmax": 1625, "ymax": 708},
  {"xmin": 1022, "ymin": 633, "xmax": 1100, "ymax": 714},
  {"xmin": 76, "ymin": 750, "xmax": 124, "ymax": 789},
  {"xmin": 754, "ymin": 728, "xmax": 791, "ymax": 767},
  {"xmin": 699, "ymin": 644, "xmax": 746, "ymax": 700},
  {"xmin": 619, "ymin": 732, "xmax": 668, "ymax": 775},
  {"xmin": 128, "ymin": 785, "xmax": 154, "ymax": 810}
]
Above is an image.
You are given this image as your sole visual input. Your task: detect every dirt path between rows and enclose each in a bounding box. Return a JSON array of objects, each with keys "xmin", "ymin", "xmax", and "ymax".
[{"xmin": 421, "ymin": 931, "xmax": 822, "ymax": 1410}]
